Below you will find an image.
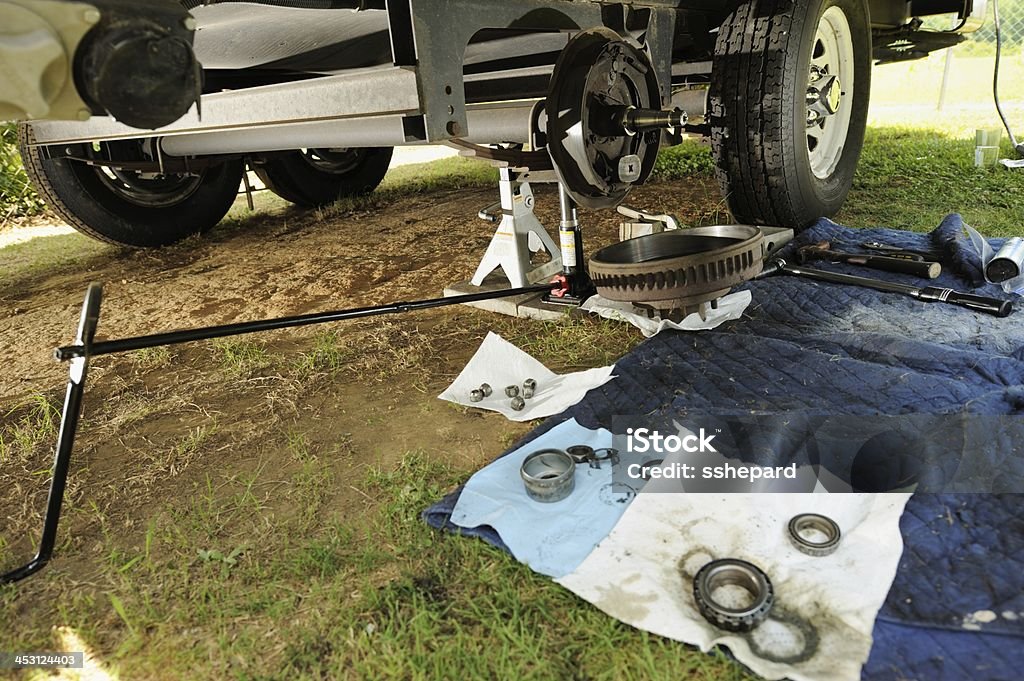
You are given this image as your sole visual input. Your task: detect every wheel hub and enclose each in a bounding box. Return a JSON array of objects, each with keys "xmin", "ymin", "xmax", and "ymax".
[
  {"xmin": 588, "ymin": 225, "xmax": 765, "ymax": 321},
  {"xmin": 95, "ymin": 167, "xmax": 203, "ymax": 208},
  {"xmin": 301, "ymin": 148, "xmax": 362, "ymax": 174},
  {"xmin": 545, "ymin": 28, "xmax": 681, "ymax": 210},
  {"xmin": 807, "ymin": 75, "xmax": 841, "ymax": 122}
]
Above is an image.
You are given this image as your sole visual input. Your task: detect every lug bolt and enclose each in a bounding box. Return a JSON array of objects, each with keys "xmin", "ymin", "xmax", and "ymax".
[
  {"xmin": 480, "ymin": 383, "xmax": 493, "ymax": 397},
  {"xmin": 510, "ymin": 396, "xmax": 526, "ymax": 411},
  {"xmin": 470, "ymin": 389, "xmax": 484, "ymax": 403},
  {"xmin": 505, "ymin": 385, "xmax": 520, "ymax": 398}
]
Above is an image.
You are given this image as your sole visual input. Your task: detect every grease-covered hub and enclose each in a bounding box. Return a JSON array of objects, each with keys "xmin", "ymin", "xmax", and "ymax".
[
  {"xmin": 589, "ymin": 226, "xmax": 765, "ymax": 320},
  {"xmin": 545, "ymin": 28, "xmax": 666, "ymax": 210}
]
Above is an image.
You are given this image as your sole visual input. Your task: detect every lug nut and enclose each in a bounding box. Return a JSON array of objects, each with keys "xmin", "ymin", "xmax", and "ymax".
[
  {"xmin": 505, "ymin": 385, "xmax": 520, "ymax": 398},
  {"xmin": 523, "ymin": 378, "xmax": 537, "ymax": 391},
  {"xmin": 522, "ymin": 387, "xmax": 535, "ymax": 399},
  {"xmin": 470, "ymin": 389, "xmax": 484, "ymax": 402},
  {"xmin": 480, "ymin": 383, "xmax": 493, "ymax": 397},
  {"xmin": 511, "ymin": 396, "xmax": 526, "ymax": 411}
]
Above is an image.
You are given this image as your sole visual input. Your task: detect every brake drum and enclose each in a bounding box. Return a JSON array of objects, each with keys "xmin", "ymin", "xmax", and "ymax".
[{"xmin": 589, "ymin": 225, "xmax": 766, "ymax": 320}]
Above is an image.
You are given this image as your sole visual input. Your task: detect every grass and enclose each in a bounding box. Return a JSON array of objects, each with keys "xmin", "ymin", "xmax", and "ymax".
[
  {"xmin": 0, "ymin": 393, "xmax": 59, "ymax": 464},
  {"xmin": 213, "ymin": 338, "xmax": 273, "ymax": 377},
  {"xmin": 292, "ymin": 330, "xmax": 351, "ymax": 379},
  {"xmin": 837, "ymin": 127, "xmax": 1024, "ymax": 235},
  {"xmin": 5, "ymin": 115, "xmax": 1024, "ymax": 679},
  {"xmin": 502, "ymin": 315, "xmax": 644, "ymax": 370},
  {"xmin": 0, "ymin": 450, "xmax": 754, "ymax": 680}
]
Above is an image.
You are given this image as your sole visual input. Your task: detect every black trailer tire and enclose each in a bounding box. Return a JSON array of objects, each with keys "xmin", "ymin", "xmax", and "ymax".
[
  {"xmin": 19, "ymin": 125, "xmax": 244, "ymax": 248},
  {"xmin": 253, "ymin": 147, "xmax": 393, "ymax": 208},
  {"xmin": 709, "ymin": 0, "xmax": 871, "ymax": 229}
]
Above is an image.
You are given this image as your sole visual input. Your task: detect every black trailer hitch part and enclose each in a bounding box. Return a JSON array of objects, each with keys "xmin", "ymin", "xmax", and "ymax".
[{"xmin": 1, "ymin": 280, "xmax": 563, "ymax": 585}]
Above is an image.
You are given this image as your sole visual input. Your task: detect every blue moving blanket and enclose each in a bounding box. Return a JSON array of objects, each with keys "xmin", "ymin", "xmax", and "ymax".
[{"xmin": 425, "ymin": 215, "xmax": 1024, "ymax": 680}]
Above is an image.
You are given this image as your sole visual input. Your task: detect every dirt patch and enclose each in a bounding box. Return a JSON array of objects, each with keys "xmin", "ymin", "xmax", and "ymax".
[{"xmin": 0, "ymin": 176, "xmax": 717, "ymax": 630}]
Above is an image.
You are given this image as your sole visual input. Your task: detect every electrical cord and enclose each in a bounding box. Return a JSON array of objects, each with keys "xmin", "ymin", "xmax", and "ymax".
[{"xmin": 993, "ymin": 0, "xmax": 1024, "ymax": 157}]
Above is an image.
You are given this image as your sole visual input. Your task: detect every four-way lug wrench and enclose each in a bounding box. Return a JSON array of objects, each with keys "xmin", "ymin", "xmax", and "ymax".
[{"xmin": 1, "ymin": 279, "xmax": 565, "ymax": 585}]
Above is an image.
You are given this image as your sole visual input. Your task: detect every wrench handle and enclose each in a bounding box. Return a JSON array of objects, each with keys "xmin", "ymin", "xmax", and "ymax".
[{"xmin": 917, "ymin": 287, "xmax": 1013, "ymax": 317}]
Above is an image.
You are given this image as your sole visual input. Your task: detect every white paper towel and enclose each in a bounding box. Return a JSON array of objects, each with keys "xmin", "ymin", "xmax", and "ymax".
[
  {"xmin": 581, "ymin": 291, "xmax": 752, "ymax": 337},
  {"xmin": 438, "ymin": 332, "xmax": 616, "ymax": 421},
  {"xmin": 556, "ymin": 492, "xmax": 911, "ymax": 681}
]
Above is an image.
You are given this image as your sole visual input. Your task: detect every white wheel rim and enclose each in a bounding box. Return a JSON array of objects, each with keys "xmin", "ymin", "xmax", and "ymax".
[{"xmin": 806, "ymin": 6, "xmax": 854, "ymax": 180}]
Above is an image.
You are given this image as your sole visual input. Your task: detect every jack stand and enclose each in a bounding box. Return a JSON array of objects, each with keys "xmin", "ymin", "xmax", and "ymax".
[
  {"xmin": 470, "ymin": 167, "xmax": 562, "ymax": 288},
  {"xmin": 545, "ymin": 184, "xmax": 596, "ymax": 306}
]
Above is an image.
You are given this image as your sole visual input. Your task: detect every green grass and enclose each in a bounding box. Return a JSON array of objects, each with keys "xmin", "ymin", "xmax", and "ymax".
[
  {"xmin": 292, "ymin": 329, "xmax": 353, "ymax": 379},
  {"xmin": 652, "ymin": 140, "xmax": 715, "ymax": 179},
  {"xmin": 2, "ymin": 450, "xmax": 754, "ymax": 680},
  {"xmin": 0, "ymin": 393, "xmax": 59, "ymax": 464},
  {"xmin": 501, "ymin": 315, "xmax": 645, "ymax": 371},
  {"xmin": 213, "ymin": 338, "xmax": 273, "ymax": 377},
  {"xmin": 0, "ymin": 123, "xmax": 44, "ymax": 223},
  {"xmin": 837, "ymin": 127, "xmax": 1024, "ymax": 235}
]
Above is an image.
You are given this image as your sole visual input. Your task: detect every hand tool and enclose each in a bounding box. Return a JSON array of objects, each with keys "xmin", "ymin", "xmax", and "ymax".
[
  {"xmin": 758, "ymin": 258, "xmax": 1013, "ymax": 317},
  {"xmin": 3, "ymin": 279, "xmax": 564, "ymax": 585},
  {"xmin": 860, "ymin": 241, "xmax": 942, "ymax": 261},
  {"xmin": 986, "ymin": 237, "xmax": 1024, "ymax": 283},
  {"xmin": 797, "ymin": 242, "xmax": 941, "ymax": 278}
]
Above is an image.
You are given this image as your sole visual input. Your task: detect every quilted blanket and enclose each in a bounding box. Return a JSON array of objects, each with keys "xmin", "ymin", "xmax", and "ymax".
[{"xmin": 425, "ymin": 215, "xmax": 1024, "ymax": 680}]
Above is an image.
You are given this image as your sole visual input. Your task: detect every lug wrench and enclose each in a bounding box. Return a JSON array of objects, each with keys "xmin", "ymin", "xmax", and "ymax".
[
  {"xmin": 1, "ymin": 280, "xmax": 561, "ymax": 585},
  {"xmin": 757, "ymin": 258, "xmax": 1012, "ymax": 317}
]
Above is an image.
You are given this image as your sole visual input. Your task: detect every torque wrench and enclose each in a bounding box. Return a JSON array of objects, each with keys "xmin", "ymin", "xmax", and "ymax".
[{"xmin": 758, "ymin": 259, "xmax": 1013, "ymax": 317}]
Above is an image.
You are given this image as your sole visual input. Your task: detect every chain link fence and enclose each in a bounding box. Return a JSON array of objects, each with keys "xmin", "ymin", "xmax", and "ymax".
[
  {"xmin": 960, "ymin": 0, "xmax": 1024, "ymax": 52},
  {"xmin": 870, "ymin": 0, "xmax": 1024, "ymax": 135}
]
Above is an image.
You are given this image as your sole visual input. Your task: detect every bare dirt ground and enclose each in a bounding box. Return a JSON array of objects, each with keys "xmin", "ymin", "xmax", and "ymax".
[{"xmin": 0, "ymin": 174, "xmax": 725, "ymax": 669}]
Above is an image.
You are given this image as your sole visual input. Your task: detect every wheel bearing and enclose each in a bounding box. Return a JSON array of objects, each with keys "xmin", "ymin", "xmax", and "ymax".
[
  {"xmin": 787, "ymin": 513, "xmax": 841, "ymax": 557},
  {"xmin": 693, "ymin": 558, "xmax": 774, "ymax": 632},
  {"xmin": 520, "ymin": 449, "xmax": 576, "ymax": 503}
]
